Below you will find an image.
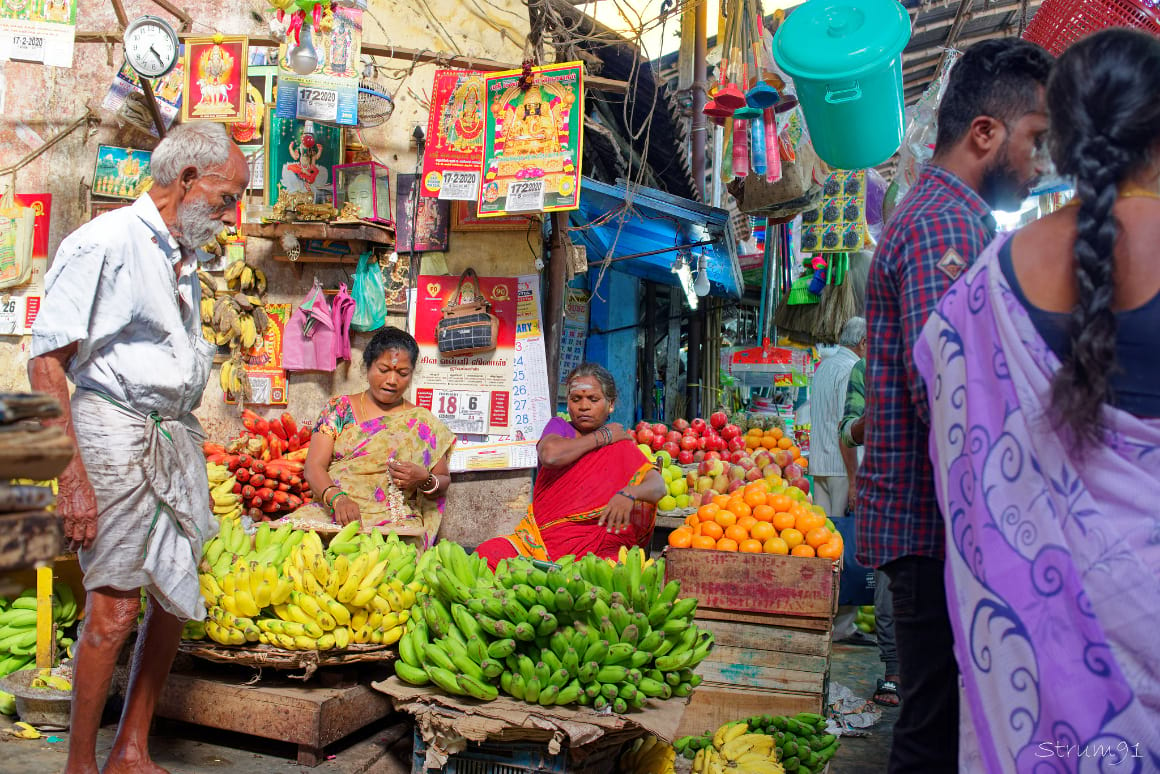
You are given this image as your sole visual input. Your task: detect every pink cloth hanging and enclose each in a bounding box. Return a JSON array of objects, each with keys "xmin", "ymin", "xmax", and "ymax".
[
  {"xmin": 331, "ymin": 282, "xmax": 356, "ymax": 362},
  {"xmin": 283, "ymin": 283, "xmax": 337, "ymax": 372}
]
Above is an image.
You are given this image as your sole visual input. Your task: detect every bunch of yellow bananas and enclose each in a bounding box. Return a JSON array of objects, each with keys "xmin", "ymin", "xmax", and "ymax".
[
  {"xmin": 691, "ymin": 723, "xmax": 785, "ymax": 774},
  {"xmin": 620, "ymin": 735, "xmax": 677, "ymax": 773},
  {"xmin": 196, "ymin": 520, "xmax": 425, "ymax": 652},
  {"xmin": 614, "ymin": 544, "xmax": 656, "ymax": 570},
  {"xmin": 207, "ymin": 463, "xmax": 242, "ymax": 519}
]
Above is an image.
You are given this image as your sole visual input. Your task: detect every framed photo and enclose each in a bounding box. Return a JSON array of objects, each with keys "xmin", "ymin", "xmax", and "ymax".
[
  {"xmin": 263, "ymin": 109, "xmax": 344, "ymax": 207},
  {"xmin": 239, "ymin": 144, "xmax": 265, "ymax": 192},
  {"xmin": 384, "ymin": 252, "xmax": 411, "ymax": 313},
  {"xmin": 395, "ymin": 173, "xmax": 450, "ymax": 253},
  {"xmin": 451, "ymin": 199, "xmax": 537, "ymax": 232},
  {"xmin": 91, "ymin": 145, "xmax": 152, "ymax": 200},
  {"xmin": 181, "ymin": 36, "xmax": 249, "ymax": 123},
  {"xmin": 89, "ymin": 200, "xmax": 128, "ymax": 220}
]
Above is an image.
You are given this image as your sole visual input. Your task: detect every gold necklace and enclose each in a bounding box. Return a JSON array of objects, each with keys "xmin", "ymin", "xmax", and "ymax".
[{"xmin": 1063, "ymin": 184, "xmax": 1160, "ymax": 208}]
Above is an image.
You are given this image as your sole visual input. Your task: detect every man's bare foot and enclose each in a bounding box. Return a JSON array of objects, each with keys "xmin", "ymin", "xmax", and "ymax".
[
  {"xmin": 61, "ymin": 763, "xmax": 101, "ymax": 774},
  {"xmin": 101, "ymin": 749, "xmax": 169, "ymax": 774},
  {"xmin": 872, "ymin": 674, "xmax": 901, "ymax": 707}
]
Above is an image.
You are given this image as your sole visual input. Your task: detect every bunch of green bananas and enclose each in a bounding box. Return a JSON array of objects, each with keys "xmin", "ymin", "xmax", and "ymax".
[
  {"xmin": 619, "ymin": 734, "xmax": 677, "ymax": 773},
  {"xmin": 394, "ymin": 543, "xmax": 714, "ymax": 712},
  {"xmin": 676, "ymin": 714, "xmax": 837, "ymax": 774},
  {"xmin": 196, "ymin": 519, "xmax": 423, "ymax": 652},
  {"xmin": 206, "ymin": 462, "xmax": 242, "ymax": 520},
  {"xmin": 0, "ymin": 583, "xmax": 78, "ymax": 679}
]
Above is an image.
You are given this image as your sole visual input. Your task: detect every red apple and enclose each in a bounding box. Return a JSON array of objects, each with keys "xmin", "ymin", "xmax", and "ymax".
[
  {"xmin": 697, "ymin": 437, "xmax": 708, "ymax": 451},
  {"xmin": 666, "ymin": 430, "xmax": 683, "ymax": 444},
  {"xmin": 679, "ymin": 435, "xmax": 699, "ymax": 451},
  {"xmin": 729, "ymin": 450, "xmax": 747, "ymax": 464},
  {"xmin": 714, "ymin": 438, "xmax": 729, "ymax": 452},
  {"xmin": 753, "ymin": 451, "xmax": 773, "ymax": 469},
  {"xmin": 686, "ymin": 472, "xmax": 697, "ymax": 487},
  {"xmin": 704, "ymin": 488, "xmax": 720, "ymax": 501},
  {"xmin": 690, "ymin": 417, "xmax": 707, "ymax": 435},
  {"xmin": 761, "ymin": 463, "xmax": 782, "ymax": 479},
  {"xmin": 729, "ymin": 465, "xmax": 746, "ymax": 481},
  {"xmin": 784, "ymin": 463, "xmax": 803, "ymax": 480},
  {"xmin": 635, "ymin": 421, "xmax": 652, "ymax": 437},
  {"xmin": 727, "ymin": 478, "xmax": 744, "ymax": 493},
  {"xmin": 738, "ymin": 456, "xmax": 756, "ymax": 471},
  {"xmin": 692, "ymin": 450, "xmax": 705, "ymax": 463},
  {"xmin": 650, "ymin": 434, "xmax": 666, "ymax": 451},
  {"xmin": 695, "ymin": 476, "xmax": 714, "ymax": 494},
  {"xmin": 791, "ymin": 476, "xmax": 811, "ymax": 494},
  {"xmin": 651, "ymin": 423, "xmax": 668, "ymax": 436},
  {"xmin": 745, "ymin": 467, "xmax": 764, "ymax": 482},
  {"xmin": 673, "ymin": 418, "xmax": 691, "ymax": 432},
  {"xmin": 688, "ymin": 492, "xmax": 702, "ymax": 508},
  {"xmin": 713, "ymin": 474, "xmax": 731, "ymax": 492},
  {"xmin": 721, "ymin": 424, "xmax": 742, "ymax": 441},
  {"xmin": 772, "ymin": 450, "xmax": 794, "ymax": 468},
  {"xmin": 662, "ymin": 441, "xmax": 681, "ymax": 458},
  {"xmin": 705, "ymin": 451, "xmax": 722, "ymax": 462},
  {"xmin": 710, "ymin": 411, "xmax": 728, "ymax": 430},
  {"xmin": 728, "ymin": 437, "xmax": 746, "ymax": 452},
  {"xmin": 678, "ymin": 450, "xmax": 694, "ymax": 465}
]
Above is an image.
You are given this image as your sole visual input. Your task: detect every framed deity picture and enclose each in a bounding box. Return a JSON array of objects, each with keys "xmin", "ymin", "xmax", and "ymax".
[
  {"xmin": 451, "ymin": 199, "xmax": 537, "ymax": 232},
  {"xmin": 91, "ymin": 145, "xmax": 153, "ymax": 200},
  {"xmin": 263, "ymin": 110, "xmax": 344, "ymax": 207},
  {"xmin": 181, "ymin": 36, "xmax": 249, "ymax": 123},
  {"xmin": 89, "ymin": 200, "xmax": 129, "ymax": 220},
  {"xmin": 395, "ymin": 173, "xmax": 450, "ymax": 253}
]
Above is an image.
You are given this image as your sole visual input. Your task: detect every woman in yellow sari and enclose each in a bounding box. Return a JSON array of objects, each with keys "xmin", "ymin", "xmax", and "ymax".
[{"xmin": 292, "ymin": 327, "xmax": 455, "ymax": 547}]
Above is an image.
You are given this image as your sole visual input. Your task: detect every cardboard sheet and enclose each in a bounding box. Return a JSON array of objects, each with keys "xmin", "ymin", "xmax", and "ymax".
[{"xmin": 373, "ymin": 676, "xmax": 688, "ymax": 768}]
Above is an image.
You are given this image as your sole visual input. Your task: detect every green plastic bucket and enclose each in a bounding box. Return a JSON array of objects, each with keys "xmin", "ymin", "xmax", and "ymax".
[{"xmin": 774, "ymin": 0, "xmax": 911, "ymax": 170}]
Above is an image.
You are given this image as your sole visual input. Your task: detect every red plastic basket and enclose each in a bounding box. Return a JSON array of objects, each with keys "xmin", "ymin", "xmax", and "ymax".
[{"xmin": 1022, "ymin": 0, "xmax": 1160, "ymax": 55}]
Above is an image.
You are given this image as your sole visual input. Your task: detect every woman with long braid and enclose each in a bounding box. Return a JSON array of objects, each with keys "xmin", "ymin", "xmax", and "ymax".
[{"xmin": 915, "ymin": 29, "xmax": 1160, "ymax": 772}]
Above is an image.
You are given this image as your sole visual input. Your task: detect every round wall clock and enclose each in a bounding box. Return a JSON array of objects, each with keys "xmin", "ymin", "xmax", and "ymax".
[{"xmin": 123, "ymin": 15, "xmax": 179, "ymax": 79}]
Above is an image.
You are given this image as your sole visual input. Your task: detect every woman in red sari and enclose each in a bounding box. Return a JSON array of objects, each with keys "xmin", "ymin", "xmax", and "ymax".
[{"xmin": 477, "ymin": 363, "xmax": 666, "ymax": 568}]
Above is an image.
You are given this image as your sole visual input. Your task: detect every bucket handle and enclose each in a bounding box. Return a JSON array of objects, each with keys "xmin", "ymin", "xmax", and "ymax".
[{"xmin": 825, "ymin": 82, "xmax": 862, "ymax": 104}]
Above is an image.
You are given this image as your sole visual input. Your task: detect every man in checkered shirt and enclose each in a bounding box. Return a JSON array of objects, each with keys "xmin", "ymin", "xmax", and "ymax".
[{"xmin": 855, "ymin": 39, "xmax": 1053, "ymax": 772}]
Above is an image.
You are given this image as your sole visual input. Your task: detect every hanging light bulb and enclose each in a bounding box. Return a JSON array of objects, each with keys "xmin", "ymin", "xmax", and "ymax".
[
  {"xmin": 289, "ymin": 20, "xmax": 319, "ymax": 75},
  {"xmin": 694, "ymin": 252, "xmax": 711, "ymax": 296}
]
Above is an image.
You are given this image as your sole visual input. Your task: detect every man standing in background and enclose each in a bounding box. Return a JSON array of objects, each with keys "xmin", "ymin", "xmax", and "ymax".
[{"xmin": 807, "ymin": 317, "xmax": 865, "ymax": 521}]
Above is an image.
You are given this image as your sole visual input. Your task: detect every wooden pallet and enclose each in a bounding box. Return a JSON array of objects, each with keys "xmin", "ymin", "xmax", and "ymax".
[
  {"xmin": 665, "ymin": 549, "xmax": 838, "ymax": 737},
  {"xmin": 152, "ymin": 668, "xmax": 392, "ymax": 766}
]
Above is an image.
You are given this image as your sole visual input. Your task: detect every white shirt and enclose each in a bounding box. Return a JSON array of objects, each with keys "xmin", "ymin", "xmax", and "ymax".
[
  {"xmin": 31, "ymin": 195, "xmax": 215, "ymax": 418},
  {"xmin": 809, "ymin": 346, "xmax": 860, "ymax": 477}
]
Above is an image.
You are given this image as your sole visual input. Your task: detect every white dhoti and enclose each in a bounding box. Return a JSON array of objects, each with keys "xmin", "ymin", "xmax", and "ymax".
[{"xmin": 72, "ymin": 389, "xmax": 218, "ymax": 621}]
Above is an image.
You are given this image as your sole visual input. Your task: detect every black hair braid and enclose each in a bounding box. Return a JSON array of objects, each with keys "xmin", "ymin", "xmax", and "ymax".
[
  {"xmin": 1044, "ymin": 28, "xmax": 1160, "ymax": 446},
  {"xmin": 1050, "ymin": 145, "xmax": 1124, "ymax": 446}
]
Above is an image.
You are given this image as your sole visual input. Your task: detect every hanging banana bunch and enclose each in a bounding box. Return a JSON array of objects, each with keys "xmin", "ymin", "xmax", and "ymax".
[{"xmin": 218, "ymin": 351, "xmax": 253, "ymax": 403}]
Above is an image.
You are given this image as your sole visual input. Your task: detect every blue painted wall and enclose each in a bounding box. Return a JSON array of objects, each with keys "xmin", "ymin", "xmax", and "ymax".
[{"xmin": 585, "ymin": 269, "xmax": 640, "ymax": 427}]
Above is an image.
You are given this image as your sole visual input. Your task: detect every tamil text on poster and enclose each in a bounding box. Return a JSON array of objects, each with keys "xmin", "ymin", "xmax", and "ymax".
[
  {"xmin": 478, "ymin": 61, "xmax": 584, "ymax": 217},
  {"xmin": 409, "ymin": 274, "xmax": 516, "ymax": 434},
  {"xmin": 275, "ymin": 8, "xmax": 361, "ymax": 125},
  {"xmin": 421, "ymin": 70, "xmax": 486, "ymax": 201},
  {"xmin": 0, "ymin": 0, "xmax": 75, "ymax": 67}
]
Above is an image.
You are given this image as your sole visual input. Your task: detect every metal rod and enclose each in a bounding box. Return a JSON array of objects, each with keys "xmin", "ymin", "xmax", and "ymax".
[
  {"xmin": 691, "ymin": 0, "xmax": 708, "ymax": 201},
  {"xmin": 545, "ymin": 212, "xmax": 570, "ymax": 400},
  {"xmin": 584, "ymin": 239, "xmax": 715, "ymax": 265},
  {"xmin": 72, "ymin": 32, "xmax": 631, "ymax": 93},
  {"xmin": 138, "ymin": 77, "xmax": 168, "ymax": 139}
]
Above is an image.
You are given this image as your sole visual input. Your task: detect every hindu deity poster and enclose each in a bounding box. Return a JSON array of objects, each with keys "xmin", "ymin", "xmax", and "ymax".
[
  {"xmin": 91, "ymin": 146, "xmax": 152, "ymax": 200},
  {"xmin": 101, "ymin": 54, "xmax": 185, "ymax": 136},
  {"xmin": 264, "ymin": 110, "xmax": 343, "ymax": 207},
  {"xmin": 275, "ymin": 7, "xmax": 362, "ymax": 126},
  {"xmin": 421, "ymin": 70, "xmax": 486, "ymax": 200},
  {"xmin": 181, "ymin": 36, "xmax": 247, "ymax": 122},
  {"xmin": 478, "ymin": 62, "xmax": 584, "ymax": 217}
]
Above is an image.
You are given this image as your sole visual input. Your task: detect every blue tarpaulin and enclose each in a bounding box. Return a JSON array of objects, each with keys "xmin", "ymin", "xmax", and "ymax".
[{"xmin": 568, "ymin": 177, "xmax": 743, "ymax": 299}]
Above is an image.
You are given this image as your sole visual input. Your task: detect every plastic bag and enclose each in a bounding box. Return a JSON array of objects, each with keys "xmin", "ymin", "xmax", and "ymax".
[{"xmin": 350, "ymin": 252, "xmax": 387, "ymax": 332}]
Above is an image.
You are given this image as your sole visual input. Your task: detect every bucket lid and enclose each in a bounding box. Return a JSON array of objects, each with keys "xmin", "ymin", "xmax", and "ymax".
[{"xmin": 774, "ymin": 0, "xmax": 911, "ymax": 81}]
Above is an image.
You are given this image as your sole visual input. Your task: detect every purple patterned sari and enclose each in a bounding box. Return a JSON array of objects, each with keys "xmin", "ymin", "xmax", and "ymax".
[{"xmin": 915, "ymin": 231, "xmax": 1160, "ymax": 773}]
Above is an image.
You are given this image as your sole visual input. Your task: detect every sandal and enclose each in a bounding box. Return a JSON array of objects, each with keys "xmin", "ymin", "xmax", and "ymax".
[{"xmin": 872, "ymin": 678, "xmax": 900, "ymax": 706}]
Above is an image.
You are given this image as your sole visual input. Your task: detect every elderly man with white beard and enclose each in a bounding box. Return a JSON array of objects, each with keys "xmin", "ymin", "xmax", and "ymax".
[{"xmin": 28, "ymin": 122, "xmax": 248, "ymax": 774}]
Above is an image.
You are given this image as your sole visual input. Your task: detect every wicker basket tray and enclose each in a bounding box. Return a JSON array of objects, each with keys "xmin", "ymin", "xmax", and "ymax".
[{"xmin": 179, "ymin": 641, "xmax": 395, "ymax": 680}]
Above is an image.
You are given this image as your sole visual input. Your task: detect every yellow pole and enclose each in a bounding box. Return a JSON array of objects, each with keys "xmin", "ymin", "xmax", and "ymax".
[{"xmin": 35, "ymin": 565, "xmax": 53, "ymax": 671}]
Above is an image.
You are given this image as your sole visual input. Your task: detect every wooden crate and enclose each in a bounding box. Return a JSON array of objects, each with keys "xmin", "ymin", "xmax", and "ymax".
[
  {"xmin": 665, "ymin": 549, "xmax": 838, "ymax": 737},
  {"xmin": 153, "ymin": 669, "xmax": 392, "ymax": 766}
]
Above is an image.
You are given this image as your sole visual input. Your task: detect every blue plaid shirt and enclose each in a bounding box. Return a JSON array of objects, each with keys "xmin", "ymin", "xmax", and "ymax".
[{"xmin": 855, "ymin": 166, "xmax": 996, "ymax": 568}]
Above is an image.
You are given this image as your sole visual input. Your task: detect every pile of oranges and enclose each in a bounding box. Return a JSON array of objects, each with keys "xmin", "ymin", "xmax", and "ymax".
[
  {"xmin": 666, "ymin": 481, "xmax": 843, "ymax": 559},
  {"xmin": 743, "ymin": 427, "xmax": 808, "ymax": 470}
]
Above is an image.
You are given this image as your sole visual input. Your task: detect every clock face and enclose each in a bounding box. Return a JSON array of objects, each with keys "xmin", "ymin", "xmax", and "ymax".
[{"xmin": 124, "ymin": 17, "xmax": 179, "ymax": 79}]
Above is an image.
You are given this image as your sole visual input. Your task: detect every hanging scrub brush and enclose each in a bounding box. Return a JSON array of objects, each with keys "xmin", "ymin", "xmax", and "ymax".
[{"xmin": 815, "ymin": 252, "xmax": 858, "ymax": 343}]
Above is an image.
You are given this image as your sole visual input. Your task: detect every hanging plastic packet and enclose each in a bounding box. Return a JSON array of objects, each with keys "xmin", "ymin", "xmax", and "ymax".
[
  {"xmin": 751, "ymin": 117, "xmax": 767, "ymax": 176},
  {"xmin": 732, "ymin": 118, "xmax": 750, "ymax": 178}
]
